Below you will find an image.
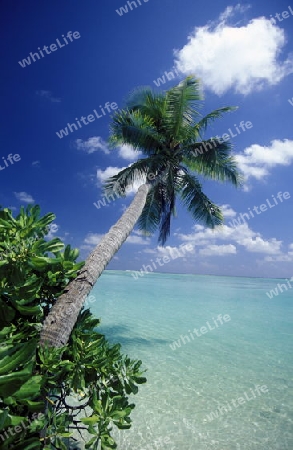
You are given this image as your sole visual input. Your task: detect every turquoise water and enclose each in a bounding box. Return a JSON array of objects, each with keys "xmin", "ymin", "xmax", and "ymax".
[{"xmin": 88, "ymin": 271, "xmax": 293, "ymax": 450}]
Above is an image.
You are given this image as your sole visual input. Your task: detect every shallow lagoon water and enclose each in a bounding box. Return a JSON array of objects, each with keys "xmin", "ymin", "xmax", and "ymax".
[{"xmin": 86, "ymin": 271, "xmax": 293, "ymax": 450}]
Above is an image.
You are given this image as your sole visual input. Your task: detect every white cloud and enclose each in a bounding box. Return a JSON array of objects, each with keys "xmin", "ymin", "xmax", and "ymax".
[
  {"xmin": 221, "ymin": 204, "xmax": 237, "ymax": 219},
  {"xmin": 199, "ymin": 244, "xmax": 236, "ymax": 256},
  {"xmin": 97, "ymin": 166, "xmax": 125, "ymax": 183},
  {"xmin": 76, "ymin": 137, "xmax": 141, "ymax": 160},
  {"xmin": 126, "ymin": 230, "xmax": 150, "ymax": 245},
  {"xmin": 81, "ymin": 233, "xmax": 104, "ymax": 251},
  {"xmin": 236, "ymin": 139, "xmax": 293, "ymax": 181},
  {"xmin": 158, "ymin": 244, "xmax": 194, "ymax": 257},
  {"xmin": 118, "ymin": 144, "xmax": 142, "ymax": 160},
  {"xmin": 240, "ymin": 236, "xmax": 281, "ymax": 254},
  {"xmin": 217, "ymin": 4, "xmax": 250, "ymax": 22},
  {"xmin": 126, "ymin": 235, "xmax": 150, "ymax": 245},
  {"xmin": 264, "ymin": 242, "xmax": 293, "ymax": 262},
  {"xmin": 96, "ymin": 166, "xmax": 147, "ymax": 195},
  {"xmin": 14, "ymin": 191, "xmax": 35, "ymax": 203},
  {"xmin": 143, "ymin": 244, "xmax": 194, "ymax": 260},
  {"xmin": 174, "ymin": 5, "xmax": 293, "ymax": 95},
  {"xmin": 83, "ymin": 233, "xmax": 104, "ymax": 246},
  {"xmin": 176, "ymin": 222, "xmax": 282, "ymax": 255},
  {"xmin": 82, "ymin": 230, "xmax": 149, "ymax": 250},
  {"xmin": 76, "ymin": 137, "xmax": 109, "ymax": 154},
  {"xmin": 265, "ymin": 254, "xmax": 292, "ymax": 262},
  {"xmin": 143, "ymin": 248, "xmax": 157, "ymax": 255},
  {"xmin": 36, "ymin": 90, "xmax": 61, "ymax": 102}
]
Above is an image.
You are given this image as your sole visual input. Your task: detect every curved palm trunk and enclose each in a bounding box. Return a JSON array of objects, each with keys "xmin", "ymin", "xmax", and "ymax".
[{"xmin": 40, "ymin": 183, "xmax": 150, "ymax": 348}]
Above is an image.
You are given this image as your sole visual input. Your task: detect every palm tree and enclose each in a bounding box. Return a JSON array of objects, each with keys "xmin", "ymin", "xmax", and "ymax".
[{"xmin": 40, "ymin": 76, "xmax": 242, "ymax": 348}]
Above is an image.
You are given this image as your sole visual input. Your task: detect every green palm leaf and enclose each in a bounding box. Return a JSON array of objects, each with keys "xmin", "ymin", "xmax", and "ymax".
[
  {"xmin": 109, "ymin": 109, "xmax": 163, "ymax": 154},
  {"xmin": 183, "ymin": 139, "xmax": 242, "ymax": 186},
  {"xmin": 103, "ymin": 154, "xmax": 170, "ymax": 198},
  {"xmin": 164, "ymin": 76, "xmax": 202, "ymax": 139},
  {"xmin": 158, "ymin": 185, "xmax": 176, "ymax": 244},
  {"xmin": 195, "ymin": 106, "xmax": 238, "ymax": 136},
  {"xmin": 126, "ymin": 87, "xmax": 166, "ymax": 126},
  {"xmin": 105, "ymin": 75, "xmax": 241, "ymax": 243},
  {"xmin": 137, "ymin": 187, "xmax": 162, "ymax": 236},
  {"xmin": 179, "ymin": 172, "xmax": 223, "ymax": 228}
]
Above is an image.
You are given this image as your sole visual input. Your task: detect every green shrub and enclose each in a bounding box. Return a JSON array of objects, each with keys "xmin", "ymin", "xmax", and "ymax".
[{"xmin": 0, "ymin": 205, "xmax": 146, "ymax": 449}]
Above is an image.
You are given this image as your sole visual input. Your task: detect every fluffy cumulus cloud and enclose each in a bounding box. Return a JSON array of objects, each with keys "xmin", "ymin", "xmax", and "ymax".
[
  {"xmin": 118, "ymin": 144, "xmax": 142, "ymax": 160},
  {"xmin": 83, "ymin": 233, "xmax": 104, "ymax": 246},
  {"xmin": 96, "ymin": 166, "xmax": 126, "ymax": 184},
  {"xmin": 176, "ymin": 222, "xmax": 282, "ymax": 255},
  {"xmin": 144, "ymin": 244, "xmax": 194, "ymax": 259},
  {"xmin": 174, "ymin": 5, "xmax": 293, "ymax": 95},
  {"xmin": 199, "ymin": 244, "xmax": 236, "ymax": 256},
  {"xmin": 236, "ymin": 139, "xmax": 293, "ymax": 181},
  {"xmin": 96, "ymin": 166, "xmax": 147, "ymax": 195},
  {"xmin": 126, "ymin": 230, "xmax": 150, "ymax": 245},
  {"xmin": 76, "ymin": 137, "xmax": 109, "ymax": 154},
  {"xmin": 81, "ymin": 233, "xmax": 104, "ymax": 250},
  {"xmin": 14, "ymin": 191, "xmax": 35, "ymax": 203},
  {"xmin": 76, "ymin": 137, "xmax": 141, "ymax": 161},
  {"xmin": 126, "ymin": 235, "xmax": 149, "ymax": 245},
  {"xmin": 221, "ymin": 204, "xmax": 237, "ymax": 218},
  {"xmin": 264, "ymin": 243, "xmax": 293, "ymax": 262},
  {"xmin": 82, "ymin": 230, "xmax": 149, "ymax": 251}
]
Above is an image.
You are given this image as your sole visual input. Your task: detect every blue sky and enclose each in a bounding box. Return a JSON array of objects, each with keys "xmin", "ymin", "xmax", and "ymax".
[{"xmin": 1, "ymin": 0, "xmax": 293, "ymax": 278}]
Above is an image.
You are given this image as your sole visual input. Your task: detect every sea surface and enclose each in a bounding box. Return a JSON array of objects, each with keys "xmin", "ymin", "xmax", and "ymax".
[{"xmin": 86, "ymin": 271, "xmax": 293, "ymax": 450}]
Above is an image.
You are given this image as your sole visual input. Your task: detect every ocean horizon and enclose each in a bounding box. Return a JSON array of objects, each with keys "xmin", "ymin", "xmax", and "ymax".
[
  {"xmin": 125, "ymin": 269, "xmax": 290, "ymax": 279},
  {"xmin": 85, "ymin": 270, "xmax": 293, "ymax": 450}
]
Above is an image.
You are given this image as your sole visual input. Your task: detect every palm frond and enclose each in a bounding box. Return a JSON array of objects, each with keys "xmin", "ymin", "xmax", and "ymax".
[
  {"xmin": 137, "ymin": 186, "xmax": 162, "ymax": 236},
  {"xmin": 164, "ymin": 76, "xmax": 202, "ymax": 139},
  {"xmin": 178, "ymin": 172, "xmax": 223, "ymax": 228},
  {"xmin": 177, "ymin": 106, "xmax": 237, "ymax": 145},
  {"xmin": 138, "ymin": 167, "xmax": 178, "ymax": 244},
  {"xmin": 106, "ymin": 76, "xmax": 241, "ymax": 247},
  {"xmin": 103, "ymin": 160, "xmax": 150, "ymax": 198},
  {"xmin": 126, "ymin": 87, "xmax": 166, "ymax": 125},
  {"xmin": 158, "ymin": 184, "xmax": 176, "ymax": 245},
  {"xmin": 195, "ymin": 106, "xmax": 238, "ymax": 136},
  {"xmin": 183, "ymin": 139, "xmax": 243, "ymax": 187},
  {"xmin": 109, "ymin": 109, "xmax": 163, "ymax": 155},
  {"xmin": 103, "ymin": 155, "xmax": 170, "ymax": 198}
]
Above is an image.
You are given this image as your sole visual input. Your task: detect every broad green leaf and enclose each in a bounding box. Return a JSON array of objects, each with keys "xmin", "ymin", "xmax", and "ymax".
[
  {"xmin": 0, "ymin": 362, "xmax": 34, "ymax": 395},
  {"xmin": 80, "ymin": 416, "xmax": 100, "ymax": 425},
  {"xmin": 0, "ymin": 218, "xmax": 11, "ymax": 227},
  {"xmin": 0, "ymin": 409, "xmax": 9, "ymax": 430},
  {"xmin": 15, "ymin": 304, "xmax": 41, "ymax": 316},
  {"xmin": 28, "ymin": 256, "xmax": 60, "ymax": 270},
  {"xmin": 0, "ymin": 341, "xmax": 36, "ymax": 376},
  {"xmin": 9, "ymin": 414, "xmax": 26, "ymax": 426},
  {"xmin": 12, "ymin": 376, "xmax": 42, "ymax": 400},
  {"xmin": 43, "ymin": 238, "xmax": 64, "ymax": 254},
  {"xmin": 59, "ymin": 432, "xmax": 73, "ymax": 438},
  {"xmin": 85, "ymin": 436, "xmax": 98, "ymax": 448}
]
